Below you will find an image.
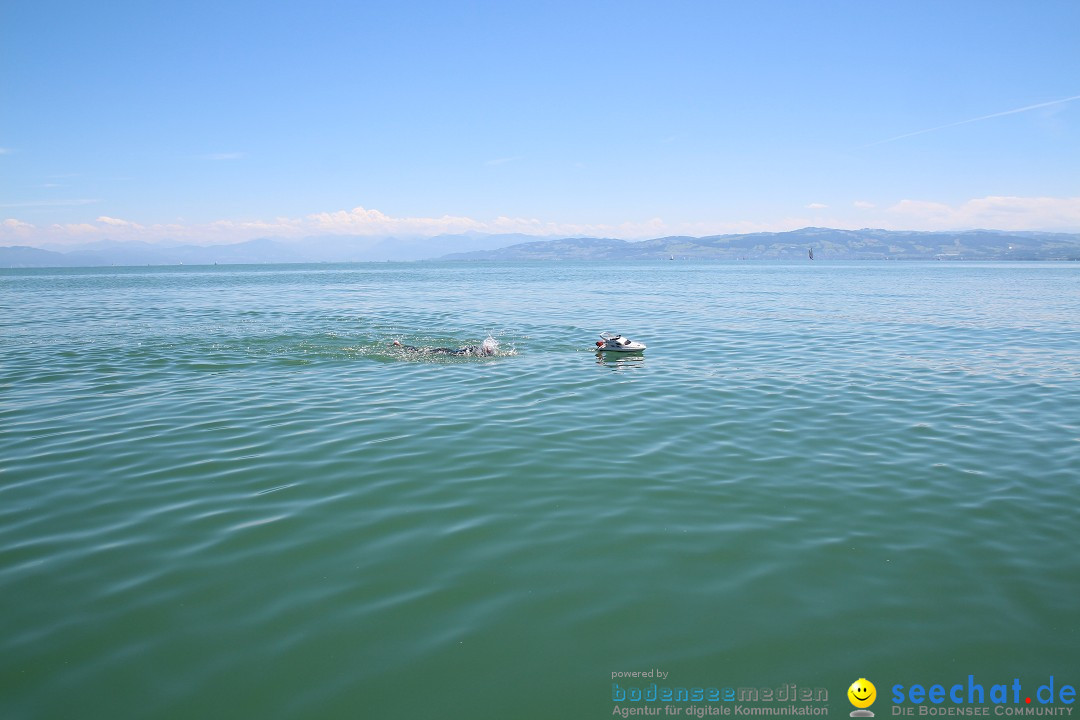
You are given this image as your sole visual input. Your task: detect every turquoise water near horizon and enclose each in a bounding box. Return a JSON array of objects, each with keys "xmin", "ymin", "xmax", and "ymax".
[{"xmin": 2, "ymin": 261, "xmax": 1078, "ymax": 719}]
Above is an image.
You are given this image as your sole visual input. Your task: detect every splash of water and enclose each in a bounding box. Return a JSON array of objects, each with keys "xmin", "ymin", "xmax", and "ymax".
[{"xmin": 384, "ymin": 335, "xmax": 512, "ymax": 359}]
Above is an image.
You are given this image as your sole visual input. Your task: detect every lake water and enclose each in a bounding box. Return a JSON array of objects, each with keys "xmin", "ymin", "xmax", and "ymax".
[{"xmin": 2, "ymin": 261, "xmax": 1078, "ymax": 719}]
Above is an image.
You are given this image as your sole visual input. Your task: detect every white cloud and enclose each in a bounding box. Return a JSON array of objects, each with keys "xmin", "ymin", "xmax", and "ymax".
[
  {"xmin": 853, "ymin": 201, "xmax": 875, "ymax": 209},
  {"xmin": 884, "ymin": 196, "xmax": 1080, "ymax": 231},
  {"xmin": 2, "ymin": 218, "xmax": 35, "ymax": 233},
  {"xmin": 0, "ymin": 148, "xmax": 12, "ymax": 155},
  {"xmin": 806, "ymin": 203, "xmax": 828, "ymax": 210},
  {"xmin": 1, "ymin": 206, "xmax": 716, "ymax": 246},
  {"xmin": 49, "ymin": 222, "xmax": 106, "ymax": 237},
  {"xmin": 97, "ymin": 216, "xmax": 144, "ymax": 227}
]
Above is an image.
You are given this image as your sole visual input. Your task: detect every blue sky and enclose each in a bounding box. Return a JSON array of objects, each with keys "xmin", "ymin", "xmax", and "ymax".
[{"xmin": 2, "ymin": 0, "xmax": 1079, "ymax": 245}]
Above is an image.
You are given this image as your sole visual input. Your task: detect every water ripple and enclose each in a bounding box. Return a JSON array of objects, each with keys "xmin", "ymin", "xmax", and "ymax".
[{"xmin": 2, "ymin": 262, "xmax": 1077, "ymax": 718}]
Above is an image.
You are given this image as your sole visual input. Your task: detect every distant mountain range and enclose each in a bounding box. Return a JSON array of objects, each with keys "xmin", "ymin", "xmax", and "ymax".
[
  {"xmin": 439, "ymin": 228, "xmax": 1080, "ymax": 261},
  {"xmin": 3, "ymin": 228, "xmax": 1079, "ymax": 267},
  {"xmin": 0, "ymin": 233, "xmax": 540, "ymax": 268}
]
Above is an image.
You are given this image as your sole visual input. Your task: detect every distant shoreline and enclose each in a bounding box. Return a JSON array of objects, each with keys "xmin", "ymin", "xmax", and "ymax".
[
  {"xmin": 4, "ymin": 258, "xmax": 1079, "ymax": 272},
  {"xmin": 3, "ymin": 227, "xmax": 1080, "ymax": 267}
]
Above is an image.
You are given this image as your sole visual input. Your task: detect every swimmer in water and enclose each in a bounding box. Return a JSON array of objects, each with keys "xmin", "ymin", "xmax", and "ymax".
[{"xmin": 390, "ymin": 339, "xmax": 496, "ymax": 356}]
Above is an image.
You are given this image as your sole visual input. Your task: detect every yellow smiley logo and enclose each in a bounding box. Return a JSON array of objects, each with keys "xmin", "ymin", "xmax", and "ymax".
[{"xmin": 848, "ymin": 678, "xmax": 877, "ymax": 709}]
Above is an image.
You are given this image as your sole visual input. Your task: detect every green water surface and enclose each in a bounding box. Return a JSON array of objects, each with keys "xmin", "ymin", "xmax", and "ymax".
[{"xmin": 1, "ymin": 262, "xmax": 1077, "ymax": 719}]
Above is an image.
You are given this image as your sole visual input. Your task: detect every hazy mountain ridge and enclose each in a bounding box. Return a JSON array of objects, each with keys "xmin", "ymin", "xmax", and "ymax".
[
  {"xmin": 440, "ymin": 228, "xmax": 1080, "ymax": 261},
  {"xmin": 0, "ymin": 233, "xmax": 546, "ymax": 268},
  {"xmin": 3, "ymin": 228, "xmax": 1079, "ymax": 267}
]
